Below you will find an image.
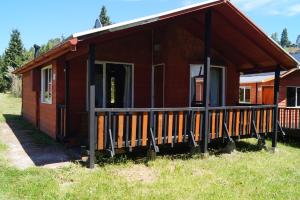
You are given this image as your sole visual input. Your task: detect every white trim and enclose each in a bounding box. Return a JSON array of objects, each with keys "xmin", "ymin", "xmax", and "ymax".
[
  {"xmin": 189, "ymin": 64, "xmax": 225, "ymax": 107},
  {"xmin": 152, "ymin": 64, "xmax": 165, "ymax": 108},
  {"xmin": 73, "ymin": 0, "xmax": 219, "ymax": 38},
  {"xmin": 239, "ymin": 86, "xmax": 251, "ymax": 104},
  {"xmin": 41, "ymin": 65, "xmax": 53, "ymax": 104},
  {"xmin": 87, "ymin": 61, "xmax": 135, "ymax": 109}
]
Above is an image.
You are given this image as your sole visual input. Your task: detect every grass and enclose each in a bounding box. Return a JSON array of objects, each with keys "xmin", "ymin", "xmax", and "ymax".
[{"xmin": 0, "ymin": 93, "xmax": 300, "ymax": 200}]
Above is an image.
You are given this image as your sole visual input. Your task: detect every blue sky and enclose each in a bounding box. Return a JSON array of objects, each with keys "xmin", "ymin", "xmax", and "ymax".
[{"xmin": 0, "ymin": 0, "xmax": 300, "ymax": 54}]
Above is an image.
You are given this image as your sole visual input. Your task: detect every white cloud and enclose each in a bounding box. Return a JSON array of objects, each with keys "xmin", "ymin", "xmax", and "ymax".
[{"xmin": 231, "ymin": 0, "xmax": 300, "ymax": 17}]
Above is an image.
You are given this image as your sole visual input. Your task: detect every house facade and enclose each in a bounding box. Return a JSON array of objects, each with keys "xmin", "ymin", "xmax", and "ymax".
[
  {"xmin": 14, "ymin": 0, "xmax": 299, "ymax": 168},
  {"xmin": 240, "ymin": 68, "xmax": 300, "ymax": 107}
]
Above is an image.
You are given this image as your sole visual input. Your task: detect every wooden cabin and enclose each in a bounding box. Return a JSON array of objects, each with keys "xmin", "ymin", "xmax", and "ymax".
[
  {"xmin": 14, "ymin": 0, "xmax": 299, "ymax": 168},
  {"xmin": 240, "ymin": 69, "xmax": 300, "ymax": 107}
]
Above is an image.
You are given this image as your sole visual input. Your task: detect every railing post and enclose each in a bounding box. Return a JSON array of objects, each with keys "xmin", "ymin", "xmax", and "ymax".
[
  {"xmin": 88, "ymin": 44, "xmax": 96, "ymax": 168},
  {"xmin": 201, "ymin": 9, "xmax": 212, "ymax": 156},
  {"xmin": 272, "ymin": 65, "xmax": 280, "ymax": 150}
]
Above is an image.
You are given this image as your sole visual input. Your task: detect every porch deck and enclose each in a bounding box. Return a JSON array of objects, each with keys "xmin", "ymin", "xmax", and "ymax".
[{"xmin": 89, "ymin": 105, "xmax": 275, "ymax": 156}]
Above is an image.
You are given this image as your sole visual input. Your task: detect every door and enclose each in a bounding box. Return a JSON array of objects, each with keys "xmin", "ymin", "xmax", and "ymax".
[
  {"xmin": 262, "ymin": 86, "xmax": 274, "ymax": 105},
  {"xmin": 94, "ymin": 62, "xmax": 133, "ymax": 108},
  {"xmin": 153, "ymin": 64, "xmax": 164, "ymax": 107},
  {"xmin": 190, "ymin": 65, "xmax": 224, "ymax": 107},
  {"xmin": 210, "ymin": 67, "xmax": 224, "ymax": 107}
]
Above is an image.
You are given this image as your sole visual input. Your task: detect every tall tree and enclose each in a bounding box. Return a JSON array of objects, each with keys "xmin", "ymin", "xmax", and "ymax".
[
  {"xmin": 99, "ymin": 6, "xmax": 112, "ymax": 26},
  {"xmin": 280, "ymin": 28, "xmax": 291, "ymax": 48},
  {"xmin": 3, "ymin": 29, "xmax": 26, "ymax": 70},
  {"xmin": 271, "ymin": 32, "xmax": 279, "ymax": 44}
]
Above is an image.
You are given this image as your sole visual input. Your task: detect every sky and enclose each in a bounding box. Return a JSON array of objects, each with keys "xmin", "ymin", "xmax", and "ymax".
[{"xmin": 0, "ymin": 0, "xmax": 300, "ymax": 54}]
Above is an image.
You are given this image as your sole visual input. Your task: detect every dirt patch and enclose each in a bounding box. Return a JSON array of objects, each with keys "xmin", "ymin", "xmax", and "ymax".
[{"xmin": 114, "ymin": 165, "xmax": 157, "ymax": 183}]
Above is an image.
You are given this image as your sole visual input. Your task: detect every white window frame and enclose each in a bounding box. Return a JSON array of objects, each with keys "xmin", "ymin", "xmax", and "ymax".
[
  {"xmin": 286, "ymin": 86, "xmax": 300, "ymax": 108},
  {"xmin": 239, "ymin": 86, "xmax": 251, "ymax": 104},
  {"xmin": 41, "ymin": 65, "xmax": 53, "ymax": 104}
]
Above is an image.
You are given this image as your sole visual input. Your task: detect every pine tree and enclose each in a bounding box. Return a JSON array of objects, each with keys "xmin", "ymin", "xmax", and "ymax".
[
  {"xmin": 271, "ymin": 32, "xmax": 279, "ymax": 44},
  {"xmin": 99, "ymin": 6, "xmax": 112, "ymax": 26},
  {"xmin": 280, "ymin": 28, "xmax": 291, "ymax": 48},
  {"xmin": 1, "ymin": 29, "xmax": 26, "ymax": 91}
]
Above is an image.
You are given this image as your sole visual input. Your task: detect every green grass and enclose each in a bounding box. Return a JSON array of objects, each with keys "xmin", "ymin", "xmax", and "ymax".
[{"xmin": 0, "ymin": 93, "xmax": 300, "ymax": 200}]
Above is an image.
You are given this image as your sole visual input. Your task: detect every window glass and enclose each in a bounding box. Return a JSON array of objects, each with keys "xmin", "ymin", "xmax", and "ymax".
[
  {"xmin": 239, "ymin": 88, "xmax": 244, "ymax": 102},
  {"xmin": 245, "ymin": 88, "xmax": 250, "ymax": 103},
  {"xmin": 190, "ymin": 65, "xmax": 204, "ymax": 106},
  {"xmin": 41, "ymin": 67, "xmax": 52, "ymax": 103},
  {"xmin": 287, "ymin": 87, "xmax": 296, "ymax": 107}
]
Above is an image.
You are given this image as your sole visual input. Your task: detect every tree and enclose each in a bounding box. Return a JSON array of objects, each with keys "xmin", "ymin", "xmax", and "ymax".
[
  {"xmin": 280, "ymin": 28, "xmax": 291, "ymax": 48},
  {"xmin": 99, "ymin": 6, "xmax": 112, "ymax": 26},
  {"xmin": 3, "ymin": 29, "xmax": 26, "ymax": 70},
  {"xmin": 271, "ymin": 32, "xmax": 279, "ymax": 44}
]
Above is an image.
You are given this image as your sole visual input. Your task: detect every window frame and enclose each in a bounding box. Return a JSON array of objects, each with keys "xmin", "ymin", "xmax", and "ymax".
[
  {"xmin": 286, "ymin": 86, "xmax": 300, "ymax": 108},
  {"xmin": 41, "ymin": 65, "xmax": 53, "ymax": 104},
  {"xmin": 239, "ymin": 86, "xmax": 251, "ymax": 104}
]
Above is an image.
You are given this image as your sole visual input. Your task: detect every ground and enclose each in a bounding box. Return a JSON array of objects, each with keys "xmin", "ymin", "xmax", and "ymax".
[{"xmin": 0, "ymin": 93, "xmax": 300, "ymax": 200}]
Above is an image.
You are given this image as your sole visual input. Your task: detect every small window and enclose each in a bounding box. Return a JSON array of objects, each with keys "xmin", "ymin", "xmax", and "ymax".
[
  {"xmin": 287, "ymin": 87, "xmax": 300, "ymax": 107},
  {"xmin": 41, "ymin": 66, "xmax": 52, "ymax": 104},
  {"xmin": 239, "ymin": 87, "xmax": 251, "ymax": 104}
]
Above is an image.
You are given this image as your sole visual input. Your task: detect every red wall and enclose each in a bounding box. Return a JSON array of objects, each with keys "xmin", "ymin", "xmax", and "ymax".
[{"xmin": 22, "ymin": 71, "xmax": 37, "ymax": 125}]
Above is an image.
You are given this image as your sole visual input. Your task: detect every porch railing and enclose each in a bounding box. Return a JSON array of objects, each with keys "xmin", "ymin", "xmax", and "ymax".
[
  {"xmin": 95, "ymin": 105, "xmax": 275, "ymax": 153},
  {"xmin": 279, "ymin": 107, "xmax": 300, "ymax": 129},
  {"xmin": 57, "ymin": 104, "xmax": 67, "ymax": 139}
]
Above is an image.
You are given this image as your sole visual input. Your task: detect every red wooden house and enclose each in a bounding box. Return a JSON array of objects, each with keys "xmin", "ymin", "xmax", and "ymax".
[
  {"xmin": 240, "ymin": 69, "xmax": 300, "ymax": 107},
  {"xmin": 14, "ymin": 0, "xmax": 299, "ymax": 168}
]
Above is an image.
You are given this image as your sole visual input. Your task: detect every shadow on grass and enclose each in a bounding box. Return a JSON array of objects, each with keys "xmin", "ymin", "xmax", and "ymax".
[
  {"xmin": 2, "ymin": 114, "xmax": 80, "ymax": 166},
  {"xmin": 95, "ymin": 139, "xmax": 264, "ymax": 167}
]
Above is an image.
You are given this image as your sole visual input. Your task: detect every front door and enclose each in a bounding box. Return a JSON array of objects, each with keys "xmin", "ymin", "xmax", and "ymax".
[
  {"xmin": 190, "ymin": 65, "xmax": 224, "ymax": 107},
  {"xmin": 94, "ymin": 62, "xmax": 133, "ymax": 108},
  {"xmin": 210, "ymin": 67, "xmax": 224, "ymax": 107},
  {"xmin": 262, "ymin": 86, "xmax": 274, "ymax": 105}
]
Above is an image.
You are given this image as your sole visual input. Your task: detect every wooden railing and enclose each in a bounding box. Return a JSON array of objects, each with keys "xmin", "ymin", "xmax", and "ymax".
[
  {"xmin": 57, "ymin": 104, "xmax": 67, "ymax": 139},
  {"xmin": 279, "ymin": 107, "xmax": 300, "ymax": 129},
  {"xmin": 95, "ymin": 105, "xmax": 275, "ymax": 153}
]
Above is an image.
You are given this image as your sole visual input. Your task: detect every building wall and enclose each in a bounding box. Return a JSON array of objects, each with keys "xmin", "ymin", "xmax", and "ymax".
[
  {"xmin": 22, "ymin": 71, "xmax": 37, "ymax": 125},
  {"xmin": 240, "ymin": 70, "xmax": 300, "ymax": 107},
  {"xmin": 239, "ymin": 82, "xmax": 259, "ymax": 104}
]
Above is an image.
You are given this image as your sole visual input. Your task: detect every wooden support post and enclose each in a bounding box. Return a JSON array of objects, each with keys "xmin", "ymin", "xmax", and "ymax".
[
  {"xmin": 201, "ymin": 9, "xmax": 212, "ymax": 156},
  {"xmin": 88, "ymin": 44, "xmax": 96, "ymax": 168},
  {"xmin": 272, "ymin": 65, "xmax": 280, "ymax": 150}
]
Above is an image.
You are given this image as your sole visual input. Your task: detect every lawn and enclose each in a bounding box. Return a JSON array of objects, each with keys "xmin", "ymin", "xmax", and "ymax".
[{"xmin": 0, "ymin": 93, "xmax": 300, "ymax": 200}]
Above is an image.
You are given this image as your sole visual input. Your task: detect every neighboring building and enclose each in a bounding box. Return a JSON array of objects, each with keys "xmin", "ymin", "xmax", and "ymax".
[
  {"xmin": 14, "ymin": 0, "xmax": 299, "ymax": 166},
  {"xmin": 240, "ymin": 69, "xmax": 300, "ymax": 107}
]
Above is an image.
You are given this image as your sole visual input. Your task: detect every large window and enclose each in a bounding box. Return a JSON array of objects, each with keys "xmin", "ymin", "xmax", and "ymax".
[
  {"xmin": 239, "ymin": 87, "xmax": 251, "ymax": 104},
  {"xmin": 41, "ymin": 66, "xmax": 52, "ymax": 104},
  {"xmin": 287, "ymin": 87, "xmax": 300, "ymax": 107}
]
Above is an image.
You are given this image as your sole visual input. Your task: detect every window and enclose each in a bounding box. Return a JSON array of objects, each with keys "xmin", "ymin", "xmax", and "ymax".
[
  {"xmin": 190, "ymin": 65, "xmax": 204, "ymax": 106},
  {"xmin": 41, "ymin": 66, "xmax": 52, "ymax": 104},
  {"xmin": 287, "ymin": 87, "xmax": 300, "ymax": 107},
  {"xmin": 239, "ymin": 87, "xmax": 251, "ymax": 103}
]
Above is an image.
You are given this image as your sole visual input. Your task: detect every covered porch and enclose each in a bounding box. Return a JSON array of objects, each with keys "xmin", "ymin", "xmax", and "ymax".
[{"xmin": 55, "ymin": 1, "xmax": 298, "ymax": 168}]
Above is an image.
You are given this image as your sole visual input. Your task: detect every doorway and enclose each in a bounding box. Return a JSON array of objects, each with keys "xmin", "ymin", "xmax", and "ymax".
[
  {"xmin": 94, "ymin": 62, "xmax": 134, "ymax": 108},
  {"xmin": 152, "ymin": 64, "xmax": 165, "ymax": 107},
  {"xmin": 262, "ymin": 86, "xmax": 274, "ymax": 105},
  {"xmin": 189, "ymin": 64, "xmax": 225, "ymax": 107}
]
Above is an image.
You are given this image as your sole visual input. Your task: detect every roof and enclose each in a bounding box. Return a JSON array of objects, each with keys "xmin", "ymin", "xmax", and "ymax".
[
  {"xmin": 14, "ymin": 0, "xmax": 300, "ymax": 74},
  {"xmin": 240, "ymin": 68, "xmax": 299, "ymax": 83},
  {"xmin": 291, "ymin": 52, "xmax": 300, "ymax": 62}
]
